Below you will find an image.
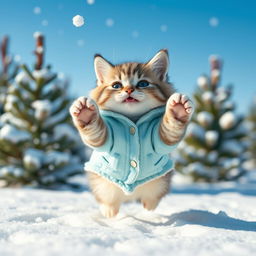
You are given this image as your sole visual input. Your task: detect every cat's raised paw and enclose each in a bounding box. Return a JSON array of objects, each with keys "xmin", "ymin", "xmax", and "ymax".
[
  {"xmin": 167, "ymin": 93, "xmax": 194, "ymax": 123},
  {"xmin": 69, "ymin": 97, "xmax": 98, "ymax": 128}
]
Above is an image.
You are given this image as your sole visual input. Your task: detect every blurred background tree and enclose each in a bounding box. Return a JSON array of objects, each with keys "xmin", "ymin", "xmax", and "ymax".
[
  {"xmin": 0, "ymin": 33, "xmax": 85, "ymax": 187},
  {"xmin": 174, "ymin": 56, "xmax": 249, "ymax": 182},
  {"xmin": 0, "ymin": 36, "xmax": 18, "ymax": 115},
  {"xmin": 245, "ymin": 97, "xmax": 256, "ymax": 169}
]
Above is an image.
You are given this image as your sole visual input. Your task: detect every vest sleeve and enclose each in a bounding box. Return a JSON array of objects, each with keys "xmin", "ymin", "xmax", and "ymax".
[{"xmin": 152, "ymin": 120, "xmax": 178, "ymax": 154}]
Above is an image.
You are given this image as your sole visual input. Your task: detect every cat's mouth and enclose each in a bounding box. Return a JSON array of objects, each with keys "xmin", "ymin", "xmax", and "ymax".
[{"xmin": 123, "ymin": 96, "xmax": 139, "ymax": 103}]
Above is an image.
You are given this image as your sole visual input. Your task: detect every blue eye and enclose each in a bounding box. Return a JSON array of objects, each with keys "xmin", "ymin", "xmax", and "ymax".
[
  {"xmin": 137, "ymin": 80, "xmax": 149, "ymax": 88},
  {"xmin": 112, "ymin": 83, "xmax": 122, "ymax": 89}
]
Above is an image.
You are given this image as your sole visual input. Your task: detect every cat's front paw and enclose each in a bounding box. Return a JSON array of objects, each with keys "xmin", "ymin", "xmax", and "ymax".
[
  {"xmin": 166, "ymin": 93, "xmax": 194, "ymax": 123},
  {"xmin": 69, "ymin": 97, "xmax": 99, "ymax": 128}
]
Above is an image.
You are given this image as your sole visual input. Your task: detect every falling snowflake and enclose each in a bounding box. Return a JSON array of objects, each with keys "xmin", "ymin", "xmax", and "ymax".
[
  {"xmin": 77, "ymin": 40, "xmax": 85, "ymax": 47},
  {"xmin": 33, "ymin": 7, "xmax": 41, "ymax": 15},
  {"xmin": 209, "ymin": 17, "xmax": 219, "ymax": 27},
  {"xmin": 58, "ymin": 29, "xmax": 64, "ymax": 35},
  {"xmin": 106, "ymin": 18, "xmax": 114, "ymax": 27},
  {"xmin": 160, "ymin": 24, "xmax": 168, "ymax": 32},
  {"xmin": 72, "ymin": 15, "xmax": 85, "ymax": 27},
  {"xmin": 132, "ymin": 30, "xmax": 139, "ymax": 38},
  {"xmin": 87, "ymin": 0, "xmax": 95, "ymax": 5},
  {"xmin": 42, "ymin": 20, "xmax": 48, "ymax": 26},
  {"xmin": 14, "ymin": 55, "xmax": 21, "ymax": 63}
]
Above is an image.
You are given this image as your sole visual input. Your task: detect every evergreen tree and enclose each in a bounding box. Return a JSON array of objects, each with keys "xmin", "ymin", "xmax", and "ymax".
[
  {"xmin": 0, "ymin": 36, "xmax": 18, "ymax": 115},
  {"xmin": 246, "ymin": 96, "xmax": 256, "ymax": 169},
  {"xmin": 175, "ymin": 56, "xmax": 248, "ymax": 182},
  {"xmin": 0, "ymin": 33, "xmax": 84, "ymax": 187}
]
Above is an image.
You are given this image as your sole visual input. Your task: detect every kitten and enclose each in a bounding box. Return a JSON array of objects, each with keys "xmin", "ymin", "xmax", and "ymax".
[{"xmin": 70, "ymin": 50, "xmax": 193, "ymax": 218}]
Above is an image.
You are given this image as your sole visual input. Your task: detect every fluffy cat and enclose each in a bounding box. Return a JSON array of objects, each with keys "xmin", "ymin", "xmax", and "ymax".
[{"xmin": 70, "ymin": 50, "xmax": 193, "ymax": 218}]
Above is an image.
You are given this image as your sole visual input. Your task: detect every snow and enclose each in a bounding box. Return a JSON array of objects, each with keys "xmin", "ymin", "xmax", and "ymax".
[
  {"xmin": 197, "ymin": 76, "xmax": 208, "ymax": 90},
  {"xmin": 45, "ymin": 151, "xmax": 70, "ymax": 166},
  {"xmin": 0, "ymin": 124, "xmax": 31, "ymax": 143},
  {"xmin": 33, "ymin": 31, "xmax": 43, "ymax": 39},
  {"xmin": 0, "ymin": 166, "xmax": 24, "ymax": 178},
  {"xmin": 219, "ymin": 111, "xmax": 237, "ymax": 130},
  {"xmin": 54, "ymin": 123, "xmax": 79, "ymax": 142},
  {"xmin": 15, "ymin": 71, "xmax": 31, "ymax": 84},
  {"xmin": 131, "ymin": 30, "xmax": 139, "ymax": 38},
  {"xmin": 160, "ymin": 24, "xmax": 168, "ymax": 32},
  {"xmin": 209, "ymin": 17, "xmax": 219, "ymax": 27},
  {"xmin": 186, "ymin": 123, "xmax": 205, "ymax": 139},
  {"xmin": 0, "ymin": 113, "xmax": 29, "ymax": 129},
  {"xmin": 197, "ymin": 111, "xmax": 213, "ymax": 126},
  {"xmin": 32, "ymin": 100, "xmax": 51, "ymax": 120},
  {"xmin": 202, "ymin": 91, "xmax": 214, "ymax": 103},
  {"xmin": 216, "ymin": 87, "xmax": 228, "ymax": 102},
  {"xmin": 44, "ymin": 109, "xmax": 68, "ymax": 128},
  {"xmin": 72, "ymin": 15, "xmax": 85, "ymax": 27},
  {"xmin": 33, "ymin": 7, "xmax": 41, "ymax": 15},
  {"xmin": 205, "ymin": 130, "xmax": 219, "ymax": 146},
  {"xmin": 221, "ymin": 140, "xmax": 244, "ymax": 155},
  {"xmin": 106, "ymin": 18, "xmax": 114, "ymax": 27},
  {"xmin": 211, "ymin": 69, "xmax": 221, "ymax": 79},
  {"xmin": 32, "ymin": 68, "xmax": 54, "ymax": 80},
  {"xmin": 41, "ymin": 20, "xmax": 48, "ymax": 26},
  {"xmin": 0, "ymin": 174, "xmax": 256, "ymax": 256},
  {"xmin": 35, "ymin": 46, "xmax": 44, "ymax": 54},
  {"xmin": 23, "ymin": 149, "xmax": 44, "ymax": 169},
  {"xmin": 207, "ymin": 151, "xmax": 218, "ymax": 163},
  {"xmin": 77, "ymin": 39, "xmax": 85, "ymax": 47},
  {"xmin": 87, "ymin": 0, "xmax": 95, "ymax": 5},
  {"xmin": 4, "ymin": 94, "xmax": 19, "ymax": 112}
]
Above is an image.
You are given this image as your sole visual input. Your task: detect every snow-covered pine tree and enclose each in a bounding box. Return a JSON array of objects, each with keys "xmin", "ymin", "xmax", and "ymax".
[
  {"xmin": 246, "ymin": 96, "xmax": 256, "ymax": 169},
  {"xmin": 0, "ymin": 32, "xmax": 84, "ymax": 187},
  {"xmin": 0, "ymin": 36, "xmax": 18, "ymax": 115},
  {"xmin": 175, "ymin": 56, "xmax": 249, "ymax": 182}
]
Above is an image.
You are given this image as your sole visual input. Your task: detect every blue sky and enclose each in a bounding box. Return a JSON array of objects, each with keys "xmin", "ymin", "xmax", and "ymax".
[{"xmin": 0, "ymin": 0, "xmax": 255, "ymax": 113}]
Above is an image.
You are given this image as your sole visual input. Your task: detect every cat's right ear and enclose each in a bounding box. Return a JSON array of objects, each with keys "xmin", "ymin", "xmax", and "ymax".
[{"xmin": 94, "ymin": 54, "xmax": 113, "ymax": 85}]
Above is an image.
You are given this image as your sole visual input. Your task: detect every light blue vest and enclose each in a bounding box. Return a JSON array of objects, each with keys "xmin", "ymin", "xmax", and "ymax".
[{"xmin": 84, "ymin": 107, "xmax": 177, "ymax": 194}]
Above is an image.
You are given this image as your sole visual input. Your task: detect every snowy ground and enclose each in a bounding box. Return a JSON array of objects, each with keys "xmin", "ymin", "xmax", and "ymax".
[{"xmin": 1, "ymin": 173, "xmax": 256, "ymax": 256}]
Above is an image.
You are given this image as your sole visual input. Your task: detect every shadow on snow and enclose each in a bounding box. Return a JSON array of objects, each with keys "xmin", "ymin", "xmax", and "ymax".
[{"xmin": 131, "ymin": 209, "xmax": 256, "ymax": 232}]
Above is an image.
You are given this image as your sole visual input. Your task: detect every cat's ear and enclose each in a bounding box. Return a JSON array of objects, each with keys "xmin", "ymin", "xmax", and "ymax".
[
  {"xmin": 146, "ymin": 49, "xmax": 169, "ymax": 81},
  {"xmin": 94, "ymin": 54, "xmax": 113, "ymax": 85}
]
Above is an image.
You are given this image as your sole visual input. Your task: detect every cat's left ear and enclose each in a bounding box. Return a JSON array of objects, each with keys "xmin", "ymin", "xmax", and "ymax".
[
  {"xmin": 94, "ymin": 54, "xmax": 114, "ymax": 85},
  {"xmin": 146, "ymin": 49, "xmax": 169, "ymax": 81}
]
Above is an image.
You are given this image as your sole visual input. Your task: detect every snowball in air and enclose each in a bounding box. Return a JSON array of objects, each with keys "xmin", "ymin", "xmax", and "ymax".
[{"xmin": 72, "ymin": 15, "xmax": 85, "ymax": 27}]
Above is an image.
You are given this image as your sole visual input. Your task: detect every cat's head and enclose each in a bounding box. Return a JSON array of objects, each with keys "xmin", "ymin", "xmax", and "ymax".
[{"xmin": 90, "ymin": 49, "xmax": 174, "ymax": 120}]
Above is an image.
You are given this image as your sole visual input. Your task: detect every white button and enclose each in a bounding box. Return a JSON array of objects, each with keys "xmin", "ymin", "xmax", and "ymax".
[
  {"xmin": 130, "ymin": 126, "xmax": 136, "ymax": 135},
  {"xmin": 130, "ymin": 160, "xmax": 137, "ymax": 168}
]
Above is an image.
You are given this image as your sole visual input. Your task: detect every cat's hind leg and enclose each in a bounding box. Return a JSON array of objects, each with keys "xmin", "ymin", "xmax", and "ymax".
[
  {"xmin": 88, "ymin": 172, "xmax": 124, "ymax": 218},
  {"xmin": 137, "ymin": 172, "xmax": 172, "ymax": 211}
]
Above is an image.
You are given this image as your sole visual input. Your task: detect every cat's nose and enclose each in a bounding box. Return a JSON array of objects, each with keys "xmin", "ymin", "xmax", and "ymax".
[{"xmin": 126, "ymin": 88, "xmax": 134, "ymax": 94}]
